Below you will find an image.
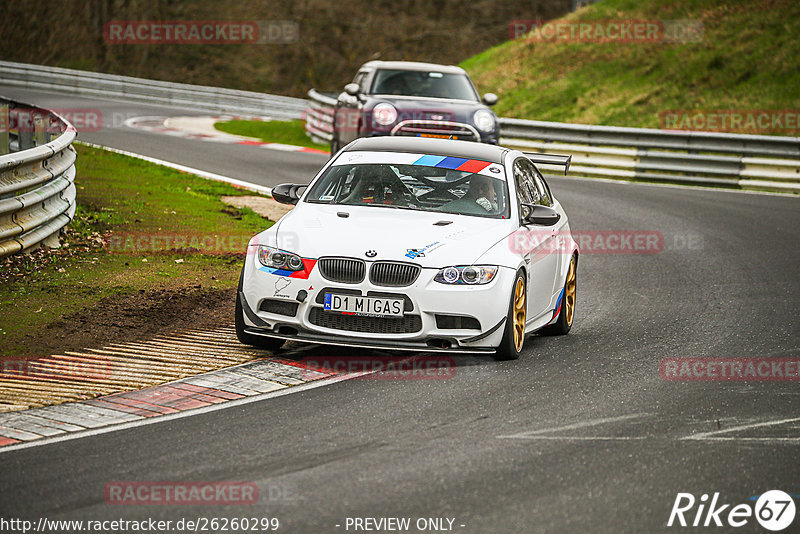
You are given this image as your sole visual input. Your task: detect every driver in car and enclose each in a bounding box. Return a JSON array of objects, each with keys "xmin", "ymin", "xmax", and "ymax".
[{"xmin": 442, "ymin": 174, "xmax": 498, "ymax": 214}]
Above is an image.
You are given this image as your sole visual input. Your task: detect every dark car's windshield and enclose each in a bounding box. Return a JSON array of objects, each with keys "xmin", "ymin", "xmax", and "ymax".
[
  {"xmin": 306, "ymin": 162, "xmax": 510, "ymax": 219},
  {"xmin": 370, "ymin": 69, "xmax": 479, "ymax": 101}
]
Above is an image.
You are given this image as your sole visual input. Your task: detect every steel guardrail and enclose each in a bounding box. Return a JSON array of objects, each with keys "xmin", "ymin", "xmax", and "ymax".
[
  {"xmin": 0, "ymin": 98, "xmax": 77, "ymax": 258},
  {"xmin": 305, "ymin": 89, "xmax": 337, "ymax": 144},
  {"xmin": 0, "ymin": 61, "xmax": 307, "ymax": 120},
  {"xmin": 306, "ymin": 89, "xmax": 800, "ymax": 191}
]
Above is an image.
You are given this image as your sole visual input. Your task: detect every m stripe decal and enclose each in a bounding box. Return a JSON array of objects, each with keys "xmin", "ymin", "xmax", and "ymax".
[
  {"xmin": 456, "ymin": 159, "xmax": 491, "ymax": 173},
  {"xmin": 413, "ymin": 155, "xmax": 446, "ymax": 166},
  {"xmin": 412, "ymin": 155, "xmax": 492, "ymax": 173},
  {"xmin": 434, "ymin": 156, "xmax": 469, "ymax": 169}
]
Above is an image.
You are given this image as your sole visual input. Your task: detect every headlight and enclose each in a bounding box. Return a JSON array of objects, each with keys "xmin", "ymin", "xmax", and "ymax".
[
  {"xmin": 258, "ymin": 246, "xmax": 304, "ymax": 271},
  {"xmin": 473, "ymin": 109, "xmax": 496, "ymax": 132},
  {"xmin": 434, "ymin": 265, "xmax": 498, "ymax": 285},
  {"xmin": 372, "ymin": 103, "xmax": 398, "ymax": 126}
]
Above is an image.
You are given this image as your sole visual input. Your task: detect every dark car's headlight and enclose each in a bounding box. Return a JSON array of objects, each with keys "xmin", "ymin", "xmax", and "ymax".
[
  {"xmin": 434, "ymin": 265, "xmax": 498, "ymax": 285},
  {"xmin": 372, "ymin": 103, "xmax": 398, "ymax": 126},
  {"xmin": 258, "ymin": 245, "xmax": 304, "ymax": 271},
  {"xmin": 473, "ymin": 109, "xmax": 496, "ymax": 133}
]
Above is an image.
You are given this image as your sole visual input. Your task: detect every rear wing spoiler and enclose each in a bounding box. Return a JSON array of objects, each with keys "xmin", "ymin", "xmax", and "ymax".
[{"xmin": 524, "ymin": 152, "xmax": 572, "ymax": 176}]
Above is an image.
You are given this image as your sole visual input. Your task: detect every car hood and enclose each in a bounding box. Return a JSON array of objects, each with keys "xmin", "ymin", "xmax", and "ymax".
[
  {"xmin": 268, "ymin": 203, "xmax": 514, "ymax": 267},
  {"xmin": 371, "ymin": 95, "xmax": 490, "ymax": 124}
]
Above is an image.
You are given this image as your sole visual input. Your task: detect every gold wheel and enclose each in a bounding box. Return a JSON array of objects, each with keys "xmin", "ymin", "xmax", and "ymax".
[
  {"xmin": 513, "ymin": 276, "xmax": 526, "ymax": 352},
  {"xmin": 564, "ymin": 256, "xmax": 577, "ymax": 326}
]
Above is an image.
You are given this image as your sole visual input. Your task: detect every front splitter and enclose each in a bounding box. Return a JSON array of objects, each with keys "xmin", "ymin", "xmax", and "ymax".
[{"xmin": 244, "ymin": 327, "xmax": 497, "ymax": 354}]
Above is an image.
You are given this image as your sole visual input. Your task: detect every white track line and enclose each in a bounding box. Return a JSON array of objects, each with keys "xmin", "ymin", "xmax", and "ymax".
[
  {"xmin": 681, "ymin": 416, "xmax": 800, "ymax": 441},
  {"xmin": 497, "ymin": 413, "xmax": 647, "ymax": 439},
  {"xmin": 503, "ymin": 436, "xmax": 648, "ymax": 441},
  {"xmin": 684, "ymin": 437, "xmax": 800, "ymax": 443}
]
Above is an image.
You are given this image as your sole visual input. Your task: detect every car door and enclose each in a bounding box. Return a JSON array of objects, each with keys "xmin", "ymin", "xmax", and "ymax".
[
  {"xmin": 334, "ymin": 70, "xmax": 369, "ymax": 145},
  {"xmin": 530, "ymin": 164, "xmax": 567, "ymax": 301},
  {"xmin": 513, "ymin": 158, "xmax": 559, "ymax": 320}
]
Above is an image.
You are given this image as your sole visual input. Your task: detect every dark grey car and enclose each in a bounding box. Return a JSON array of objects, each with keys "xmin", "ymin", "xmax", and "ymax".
[{"xmin": 331, "ymin": 61, "xmax": 499, "ymax": 155}]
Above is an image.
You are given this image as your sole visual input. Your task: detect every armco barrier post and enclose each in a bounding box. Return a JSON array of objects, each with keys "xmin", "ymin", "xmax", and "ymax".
[
  {"xmin": 0, "ymin": 104, "xmax": 8, "ymax": 155},
  {"xmin": 34, "ymin": 114, "xmax": 46, "ymax": 146},
  {"xmin": 16, "ymin": 108, "xmax": 34, "ymax": 150}
]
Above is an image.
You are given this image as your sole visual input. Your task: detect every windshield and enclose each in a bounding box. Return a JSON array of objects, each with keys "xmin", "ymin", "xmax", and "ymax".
[
  {"xmin": 371, "ymin": 69, "xmax": 479, "ymax": 101},
  {"xmin": 305, "ymin": 161, "xmax": 510, "ymax": 219}
]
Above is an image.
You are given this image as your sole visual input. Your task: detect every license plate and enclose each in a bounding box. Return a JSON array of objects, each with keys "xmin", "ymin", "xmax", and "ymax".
[
  {"xmin": 418, "ymin": 133, "xmax": 457, "ymax": 139},
  {"xmin": 324, "ymin": 294, "xmax": 404, "ymax": 317}
]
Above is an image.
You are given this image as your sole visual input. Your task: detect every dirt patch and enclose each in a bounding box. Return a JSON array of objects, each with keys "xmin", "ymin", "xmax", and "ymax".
[
  {"xmin": 10, "ymin": 287, "xmax": 236, "ymax": 361},
  {"xmin": 222, "ymin": 195, "xmax": 292, "ymax": 222},
  {"xmin": 0, "ymin": 227, "xmax": 105, "ymax": 286}
]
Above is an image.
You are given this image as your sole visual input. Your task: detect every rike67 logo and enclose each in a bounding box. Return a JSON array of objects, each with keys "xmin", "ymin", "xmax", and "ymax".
[{"xmin": 668, "ymin": 490, "xmax": 796, "ymax": 531}]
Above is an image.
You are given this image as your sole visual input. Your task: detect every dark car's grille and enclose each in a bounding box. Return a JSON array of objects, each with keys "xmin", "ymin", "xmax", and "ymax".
[
  {"xmin": 309, "ymin": 308, "xmax": 422, "ymax": 334},
  {"xmin": 369, "ymin": 261, "xmax": 421, "ymax": 287},
  {"xmin": 392, "ymin": 120, "xmax": 479, "ymax": 141},
  {"xmin": 318, "ymin": 257, "xmax": 366, "ymax": 284}
]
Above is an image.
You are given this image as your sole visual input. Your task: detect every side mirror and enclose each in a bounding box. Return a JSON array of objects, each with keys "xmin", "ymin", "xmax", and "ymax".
[
  {"xmin": 522, "ymin": 204, "xmax": 560, "ymax": 226},
  {"xmin": 272, "ymin": 183, "xmax": 306, "ymax": 205},
  {"xmin": 344, "ymin": 83, "xmax": 361, "ymax": 97},
  {"xmin": 482, "ymin": 93, "xmax": 498, "ymax": 106}
]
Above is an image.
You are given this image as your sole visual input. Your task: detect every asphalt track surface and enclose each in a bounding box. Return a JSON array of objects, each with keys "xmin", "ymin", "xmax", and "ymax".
[{"xmin": 1, "ymin": 86, "xmax": 799, "ymax": 533}]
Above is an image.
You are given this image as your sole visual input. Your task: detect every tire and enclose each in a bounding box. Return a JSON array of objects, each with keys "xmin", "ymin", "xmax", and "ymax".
[
  {"xmin": 494, "ymin": 270, "xmax": 527, "ymax": 361},
  {"xmin": 235, "ymin": 267, "xmax": 285, "ymax": 351},
  {"xmin": 541, "ymin": 254, "xmax": 577, "ymax": 336}
]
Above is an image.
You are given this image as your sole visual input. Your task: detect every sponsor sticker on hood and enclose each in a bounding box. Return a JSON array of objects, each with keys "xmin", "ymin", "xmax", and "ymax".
[{"xmin": 405, "ymin": 241, "xmax": 444, "ymax": 259}]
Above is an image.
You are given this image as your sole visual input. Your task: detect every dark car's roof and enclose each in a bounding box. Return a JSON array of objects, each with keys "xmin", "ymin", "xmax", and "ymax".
[
  {"xmin": 360, "ymin": 60, "xmax": 466, "ymax": 75},
  {"xmin": 345, "ymin": 137, "xmax": 508, "ymax": 164}
]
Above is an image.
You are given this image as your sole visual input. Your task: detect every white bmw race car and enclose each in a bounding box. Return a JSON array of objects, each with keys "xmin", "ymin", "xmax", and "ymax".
[{"xmin": 236, "ymin": 136, "xmax": 578, "ymax": 360}]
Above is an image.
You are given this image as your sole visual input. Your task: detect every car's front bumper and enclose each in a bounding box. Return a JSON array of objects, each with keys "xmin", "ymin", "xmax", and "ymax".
[{"xmin": 240, "ymin": 257, "xmax": 514, "ymax": 352}]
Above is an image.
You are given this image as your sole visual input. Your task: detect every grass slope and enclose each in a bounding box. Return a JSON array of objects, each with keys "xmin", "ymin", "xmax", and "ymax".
[
  {"xmin": 215, "ymin": 119, "xmax": 329, "ymax": 151},
  {"xmin": 462, "ymin": 0, "xmax": 800, "ymax": 134}
]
